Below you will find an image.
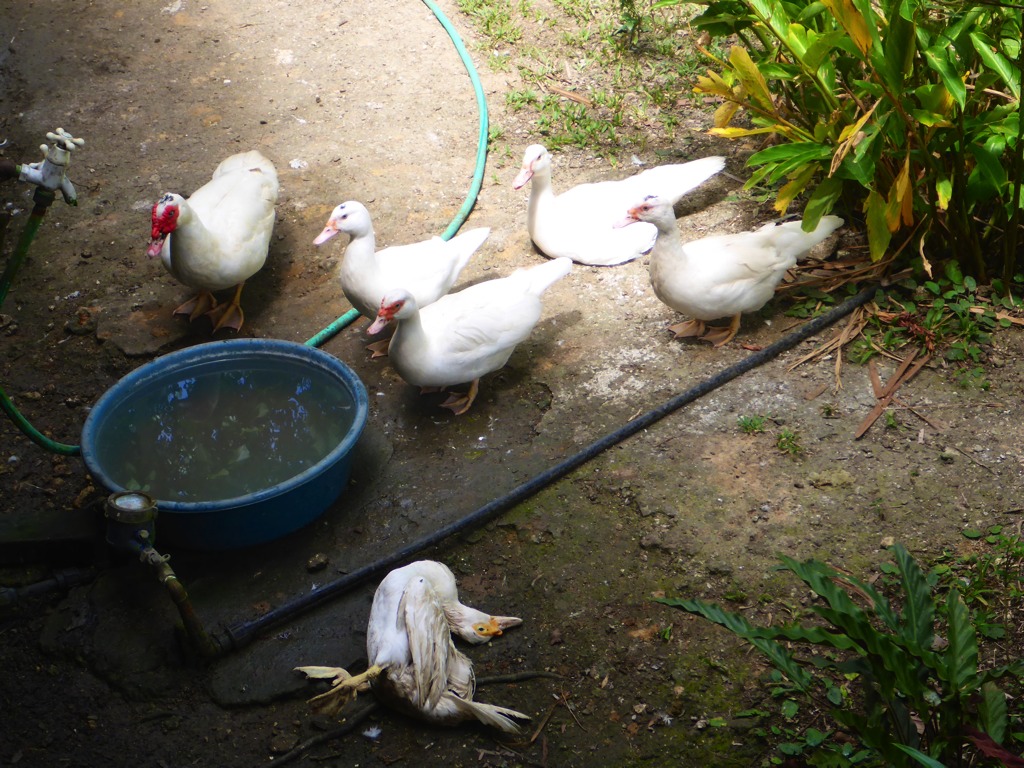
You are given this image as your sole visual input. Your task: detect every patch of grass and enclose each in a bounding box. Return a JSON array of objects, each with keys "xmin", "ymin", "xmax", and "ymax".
[
  {"xmin": 505, "ymin": 88, "xmax": 539, "ymax": 111},
  {"xmin": 737, "ymin": 414, "xmax": 766, "ymax": 434},
  {"xmin": 775, "ymin": 428, "xmax": 802, "ymax": 456},
  {"xmin": 457, "ymin": 0, "xmax": 523, "ymax": 44},
  {"xmin": 458, "ymin": 0, "xmax": 714, "ymax": 158}
]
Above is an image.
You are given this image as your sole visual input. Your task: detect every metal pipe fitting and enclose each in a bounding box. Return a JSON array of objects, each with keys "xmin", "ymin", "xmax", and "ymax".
[
  {"xmin": 101, "ymin": 492, "xmax": 219, "ymax": 659},
  {"xmin": 17, "ymin": 128, "xmax": 84, "ymax": 205}
]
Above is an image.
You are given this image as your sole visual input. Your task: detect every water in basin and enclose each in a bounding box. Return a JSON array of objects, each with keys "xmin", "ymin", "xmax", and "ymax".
[{"xmin": 95, "ymin": 363, "xmax": 357, "ymax": 502}]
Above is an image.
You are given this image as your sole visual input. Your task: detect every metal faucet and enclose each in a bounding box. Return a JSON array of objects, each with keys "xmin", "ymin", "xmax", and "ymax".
[{"xmin": 17, "ymin": 128, "xmax": 85, "ymax": 205}]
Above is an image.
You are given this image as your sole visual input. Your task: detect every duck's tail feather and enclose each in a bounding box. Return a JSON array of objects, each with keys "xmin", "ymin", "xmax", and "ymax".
[
  {"xmin": 448, "ymin": 695, "xmax": 531, "ymax": 733},
  {"xmin": 515, "ymin": 256, "xmax": 572, "ymax": 296},
  {"xmin": 646, "ymin": 155, "xmax": 726, "ymax": 204},
  {"xmin": 213, "ymin": 150, "xmax": 278, "ymax": 181},
  {"xmin": 760, "ymin": 214, "xmax": 845, "ymax": 261},
  {"xmin": 448, "ymin": 227, "xmax": 491, "ymax": 272}
]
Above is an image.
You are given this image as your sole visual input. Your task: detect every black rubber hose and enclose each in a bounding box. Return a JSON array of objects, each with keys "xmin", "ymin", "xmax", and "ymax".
[
  {"xmin": 0, "ymin": 159, "xmax": 18, "ymax": 182},
  {"xmin": 213, "ymin": 284, "xmax": 879, "ymax": 654}
]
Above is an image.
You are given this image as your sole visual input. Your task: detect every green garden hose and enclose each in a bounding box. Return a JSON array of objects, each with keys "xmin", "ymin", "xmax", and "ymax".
[
  {"xmin": 304, "ymin": 0, "xmax": 488, "ymax": 349},
  {"xmin": 0, "ymin": 187, "xmax": 81, "ymax": 455}
]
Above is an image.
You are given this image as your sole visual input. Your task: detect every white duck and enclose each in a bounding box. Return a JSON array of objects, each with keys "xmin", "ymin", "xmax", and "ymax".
[
  {"xmin": 368, "ymin": 257, "xmax": 572, "ymax": 415},
  {"xmin": 313, "ymin": 201, "xmax": 489, "ymax": 355},
  {"xmin": 400, "ymin": 561, "xmax": 523, "ymax": 643},
  {"xmin": 618, "ymin": 196, "xmax": 844, "ymax": 346},
  {"xmin": 147, "ymin": 150, "xmax": 279, "ymax": 333},
  {"xmin": 296, "ymin": 561, "xmax": 528, "ymax": 733},
  {"xmin": 512, "ymin": 144, "xmax": 725, "ymax": 266}
]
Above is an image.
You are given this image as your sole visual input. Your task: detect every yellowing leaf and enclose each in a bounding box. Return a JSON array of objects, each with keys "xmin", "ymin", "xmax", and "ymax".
[
  {"xmin": 935, "ymin": 177, "xmax": 952, "ymax": 211},
  {"xmin": 775, "ymin": 164, "xmax": 817, "ymax": 213},
  {"xmin": 708, "ymin": 126, "xmax": 777, "ymax": 138},
  {"xmin": 831, "ymin": 101, "xmax": 878, "ymax": 176},
  {"xmin": 891, "ymin": 155, "xmax": 914, "ymax": 228},
  {"xmin": 728, "ymin": 45, "xmax": 775, "ymax": 113},
  {"xmin": 837, "ymin": 101, "xmax": 878, "ymax": 143},
  {"xmin": 713, "ymin": 101, "xmax": 741, "ymax": 128},
  {"xmin": 694, "ymin": 71, "xmax": 734, "ymax": 99},
  {"xmin": 822, "ymin": 0, "xmax": 873, "ymax": 55}
]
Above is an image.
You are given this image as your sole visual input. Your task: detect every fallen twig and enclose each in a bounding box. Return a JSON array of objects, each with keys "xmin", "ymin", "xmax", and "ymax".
[
  {"xmin": 855, "ymin": 351, "xmax": 931, "ymax": 439},
  {"xmin": 544, "ymin": 81, "xmax": 593, "ymax": 106}
]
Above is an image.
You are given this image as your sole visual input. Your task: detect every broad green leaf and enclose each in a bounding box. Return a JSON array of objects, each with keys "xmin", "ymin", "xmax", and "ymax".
[
  {"xmin": 803, "ymin": 176, "xmax": 843, "ymax": 228},
  {"xmin": 979, "ymin": 681, "xmax": 1008, "ymax": 744},
  {"xmin": 865, "ymin": 190, "xmax": 892, "ymax": 260},
  {"xmin": 894, "ymin": 743, "xmax": 947, "ymax": 767},
  {"xmin": 729, "ymin": 45, "xmax": 775, "ymax": 113},
  {"xmin": 923, "ymin": 45, "xmax": 967, "ymax": 109},
  {"xmin": 885, "ymin": 6, "xmax": 916, "ymax": 78},
  {"xmin": 914, "ymin": 83, "xmax": 953, "ymax": 117},
  {"xmin": 942, "ymin": 588, "xmax": 978, "ymax": 692},
  {"xmin": 656, "ymin": 598, "xmax": 814, "ymax": 690},
  {"xmin": 786, "ymin": 22, "xmax": 809, "ymax": 58},
  {"xmin": 968, "ymin": 140, "xmax": 1008, "ymax": 202},
  {"xmin": 748, "ymin": 0, "xmax": 794, "ymax": 43},
  {"xmin": 892, "ymin": 544, "xmax": 935, "ymax": 653},
  {"xmin": 748, "ymin": 141, "xmax": 831, "ymax": 166},
  {"xmin": 970, "ymin": 30, "xmax": 1021, "ymax": 100},
  {"xmin": 803, "ymin": 30, "xmax": 848, "ymax": 73},
  {"xmin": 912, "ymin": 110, "xmax": 953, "ymax": 128}
]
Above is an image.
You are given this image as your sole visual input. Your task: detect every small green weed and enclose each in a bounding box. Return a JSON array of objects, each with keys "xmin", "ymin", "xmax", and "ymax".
[
  {"xmin": 956, "ymin": 366, "xmax": 991, "ymax": 391},
  {"xmin": 737, "ymin": 415, "xmax": 766, "ymax": 434},
  {"xmin": 505, "ymin": 89, "xmax": 539, "ymax": 111},
  {"xmin": 882, "ymin": 410, "xmax": 899, "ymax": 430},
  {"xmin": 775, "ymin": 428, "xmax": 802, "ymax": 456},
  {"xmin": 457, "ymin": 0, "xmax": 523, "ymax": 44}
]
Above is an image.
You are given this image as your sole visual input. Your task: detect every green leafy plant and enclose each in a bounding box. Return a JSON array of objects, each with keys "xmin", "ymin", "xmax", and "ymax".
[
  {"xmin": 775, "ymin": 427, "xmax": 802, "ymax": 455},
  {"xmin": 843, "ymin": 260, "xmax": 1015, "ymax": 371},
  {"xmin": 738, "ymin": 414, "xmax": 768, "ymax": 433},
  {"xmin": 682, "ymin": 0, "xmax": 1023, "ymax": 283},
  {"xmin": 657, "ymin": 544, "xmax": 1024, "ymax": 766}
]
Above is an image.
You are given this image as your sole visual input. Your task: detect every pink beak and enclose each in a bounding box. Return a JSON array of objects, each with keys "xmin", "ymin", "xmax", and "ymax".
[
  {"xmin": 613, "ymin": 210, "xmax": 640, "ymax": 229},
  {"xmin": 146, "ymin": 235, "xmax": 167, "ymax": 258},
  {"xmin": 366, "ymin": 314, "xmax": 390, "ymax": 335},
  {"xmin": 512, "ymin": 166, "xmax": 533, "ymax": 190},
  {"xmin": 313, "ymin": 223, "xmax": 339, "ymax": 246}
]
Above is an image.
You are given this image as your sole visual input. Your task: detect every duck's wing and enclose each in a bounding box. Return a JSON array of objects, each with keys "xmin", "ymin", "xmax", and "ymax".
[
  {"xmin": 375, "ymin": 228, "xmax": 488, "ymax": 301},
  {"xmin": 400, "ymin": 576, "xmax": 453, "ymax": 709}
]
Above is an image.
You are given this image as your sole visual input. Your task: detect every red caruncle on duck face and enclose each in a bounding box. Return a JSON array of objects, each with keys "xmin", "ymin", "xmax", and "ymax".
[
  {"xmin": 147, "ymin": 195, "xmax": 180, "ymax": 257},
  {"xmin": 151, "ymin": 196, "xmax": 180, "ymax": 238}
]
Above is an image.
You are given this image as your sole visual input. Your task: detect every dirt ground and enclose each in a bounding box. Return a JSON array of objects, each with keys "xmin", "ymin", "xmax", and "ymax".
[{"xmin": 2, "ymin": 1, "xmax": 1023, "ymax": 767}]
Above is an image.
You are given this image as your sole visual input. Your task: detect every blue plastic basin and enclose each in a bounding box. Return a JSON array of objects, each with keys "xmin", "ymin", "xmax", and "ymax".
[{"xmin": 81, "ymin": 339, "xmax": 368, "ymax": 550}]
